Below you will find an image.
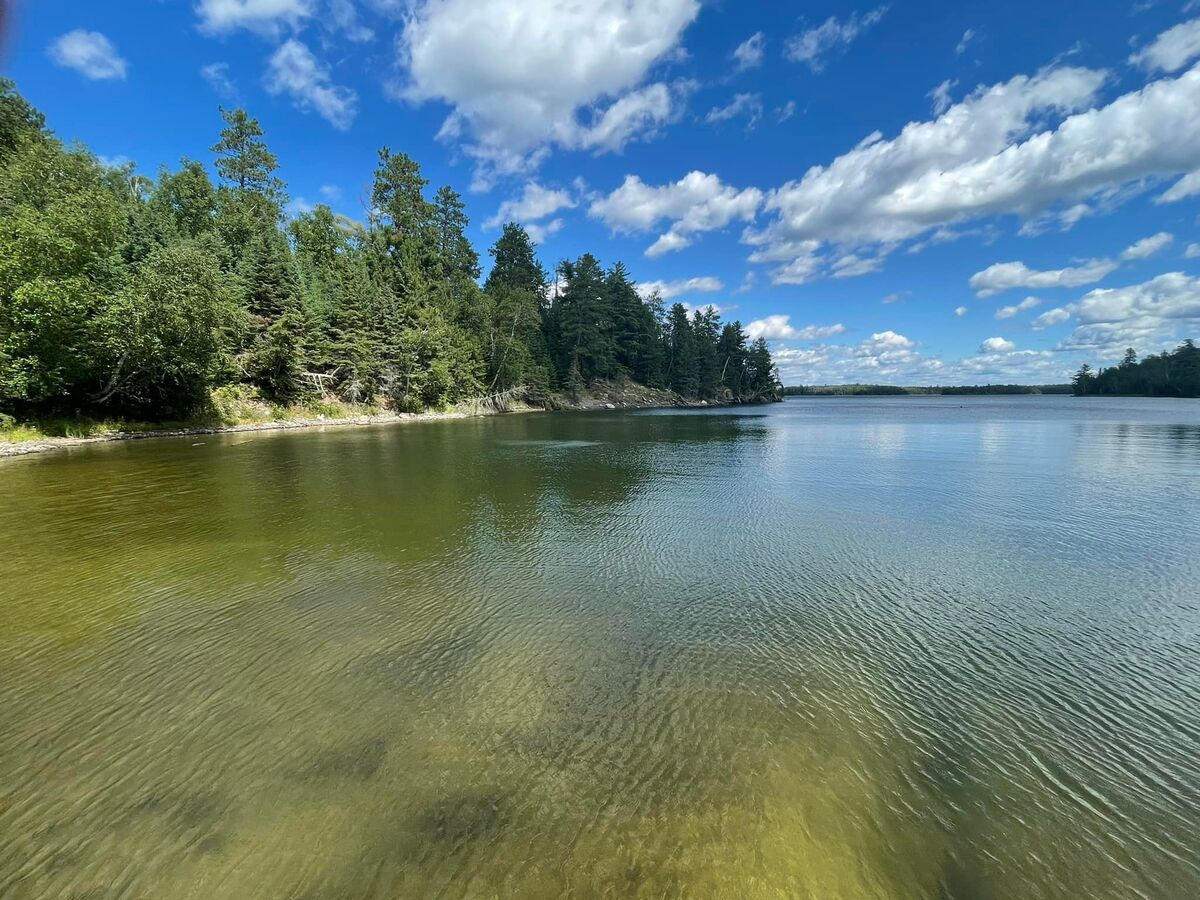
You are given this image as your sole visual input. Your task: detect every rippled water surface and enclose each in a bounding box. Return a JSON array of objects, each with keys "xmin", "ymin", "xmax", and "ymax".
[{"xmin": 2, "ymin": 396, "xmax": 1199, "ymax": 899}]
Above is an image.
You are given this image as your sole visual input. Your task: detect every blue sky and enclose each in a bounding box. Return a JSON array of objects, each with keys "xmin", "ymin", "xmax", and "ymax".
[{"xmin": 7, "ymin": 0, "xmax": 1200, "ymax": 384}]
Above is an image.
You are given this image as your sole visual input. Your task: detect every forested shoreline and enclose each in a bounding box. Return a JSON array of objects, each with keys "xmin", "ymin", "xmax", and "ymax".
[
  {"xmin": 1072, "ymin": 343, "xmax": 1200, "ymax": 398},
  {"xmin": 0, "ymin": 80, "xmax": 780, "ymax": 437}
]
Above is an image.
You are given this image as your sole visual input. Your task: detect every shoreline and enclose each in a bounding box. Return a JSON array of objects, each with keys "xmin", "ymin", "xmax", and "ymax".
[{"xmin": 0, "ymin": 389, "xmax": 731, "ymax": 460}]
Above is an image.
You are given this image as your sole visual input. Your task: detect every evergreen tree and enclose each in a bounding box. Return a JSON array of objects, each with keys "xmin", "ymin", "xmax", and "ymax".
[
  {"xmin": 211, "ymin": 108, "xmax": 284, "ymax": 260},
  {"xmin": 1072, "ymin": 364, "xmax": 1095, "ymax": 396},
  {"xmin": 211, "ymin": 108, "xmax": 284, "ymax": 199},
  {"xmin": 125, "ymin": 160, "xmax": 218, "ymax": 265},
  {"xmin": 550, "ymin": 253, "xmax": 616, "ymax": 383},
  {"xmin": 609, "ymin": 264, "xmax": 663, "ymax": 385},
  {"xmin": 664, "ymin": 303, "xmax": 698, "ymax": 396},
  {"xmin": 484, "ymin": 223, "xmax": 548, "ymax": 300},
  {"xmin": 371, "ymin": 148, "xmax": 433, "ymax": 259},
  {"xmin": 237, "ymin": 229, "xmax": 306, "ymax": 399},
  {"xmin": 691, "ymin": 307, "xmax": 722, "ymax": 399},
  {"xmin": 1074, "ymin": 342, "xmax": 1199, "ymax": 398},
  {"xmin": 745, "ymin": 337, "xmax": 781, "ymax": 400},
  {"xmin": 432, "ymin": 185, "xmax": 479, "ymax": 282},
  {"xmin": 289, "ymin": 205, "xmax": 374, "ymax": 382},
  {"xmin": 717, "ymin": 322, "xmax": 749, "ymax": 398},
  {"xmin": 479, "ymin": 225, "xmax": 553, "ymax": 396}
]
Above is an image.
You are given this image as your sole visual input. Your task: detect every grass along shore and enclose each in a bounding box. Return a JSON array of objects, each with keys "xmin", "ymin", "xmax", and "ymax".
[{"xmin": 0, "ymin": 381, "xmax": 724, "ymax": 458}]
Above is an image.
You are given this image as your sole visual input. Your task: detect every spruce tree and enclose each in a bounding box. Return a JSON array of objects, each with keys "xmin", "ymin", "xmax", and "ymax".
[{"xmin": 664, "ymin": 303, "xmax": 699, "ymax": 396}]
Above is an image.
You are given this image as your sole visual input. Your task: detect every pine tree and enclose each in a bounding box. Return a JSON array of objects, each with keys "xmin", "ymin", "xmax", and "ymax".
[
  {"xmin": 211, "ymin": 108, "xmax": 285, "ymax": 262},
  {"xmin": 211, "ymin": 108, "xmax": 284, "ymax": 199}
]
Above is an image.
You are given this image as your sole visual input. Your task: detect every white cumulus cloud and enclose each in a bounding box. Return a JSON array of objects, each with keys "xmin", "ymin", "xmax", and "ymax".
[
  {"xmin": 396, "ymin": 0, "xmax": 700, "ymax": 183},
  {"xmin": 744, "ymin": 316, "xmax": 846, "ymax": 341},
  {"xmin": 980, "ymin": 337, "xmax": 1017, "ymax": 353},
  {"xmin": 485, "ymin": 182, "xmax": 575, "ymax": 230},
  {"xmin": 196, "ymin": 0, "xmax": 314, "ymax": 36},
  {"xmin": 747, "ymin": 50, "xmax": 1200, "ymax": 285},
  {"xmin": 969, "ymin": 258, "xmax": 1119, "ymax": 297},
  {"xmin": 48, "ymin": 30, "xmax": 127, "ymax": 81},
  {"xmin": 265, "ymin": 40, "xmax": 358, "ymax": 130},
  {"xmin": 590, "ymin": 171, "xmax": 763, "ymax": 258},
  {"xmin": 773, "ymin": 339, "xmax": 1073, "ymax": 386},
  {"xmin": 745, "ymin": 65, "xmax": 1107, "ymax": 283},
  {"xmin": 1059, "ymin": 272, "xmax": 1200, "ymax": 352}
]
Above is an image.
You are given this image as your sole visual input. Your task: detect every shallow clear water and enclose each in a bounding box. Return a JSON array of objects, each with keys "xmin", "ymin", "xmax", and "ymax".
[{"xmin": 1, "ymin": 396, "xmax": 1198, "ymax": 899}]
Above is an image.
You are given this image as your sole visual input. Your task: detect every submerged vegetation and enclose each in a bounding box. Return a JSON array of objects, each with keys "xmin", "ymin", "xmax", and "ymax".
[
  {"xmin": 1072, "ymin": 342, "xmax": 1200, "ymax": 398},
  {"xmin": 0, "ymin": 79, "xmax": 780, "ymax": 437}
]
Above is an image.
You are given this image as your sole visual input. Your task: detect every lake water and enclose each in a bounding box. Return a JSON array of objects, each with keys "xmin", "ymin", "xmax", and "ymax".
[{"xmin": 1, "ymin": 396, "xmax": 1198, "ymax": 899}]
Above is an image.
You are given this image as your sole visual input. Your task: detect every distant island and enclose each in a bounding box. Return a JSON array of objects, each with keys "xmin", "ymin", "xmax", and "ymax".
[
  {"xmin": 1072, "ymin": 342, "xmax": 1199, "ymax": 398},
  {"xmin": 782, "ymin": 384, "xmax": 1072, "ymax": 397},
  {"xmin": 784, "ymin": 340, "xmax": 1200, "ymax": 399}
]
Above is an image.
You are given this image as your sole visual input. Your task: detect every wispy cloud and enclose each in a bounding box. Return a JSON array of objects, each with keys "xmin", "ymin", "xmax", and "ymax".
[
  {"xmin": 785, "ymin": 7, "xmax": 889, "ymax": 72},
  {"xmin": 732, "ymin": 32, "xmax": 765, "ymax": 72}
]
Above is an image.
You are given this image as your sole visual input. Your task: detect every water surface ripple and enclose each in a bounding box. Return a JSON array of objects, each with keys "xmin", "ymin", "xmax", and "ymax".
[{"xmin": 1, "ymin": 396, "xmax": 1198, "ymax": 898}]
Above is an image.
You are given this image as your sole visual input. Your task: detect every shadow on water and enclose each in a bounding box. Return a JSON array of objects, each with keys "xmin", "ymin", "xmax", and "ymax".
[
  {"xmin": 299, "ymin": 736, "xmax": 388, "ymax": 782},
  {"xmin": 414, "ymin": 792, "xmax": 512, "ymax": 850},
  {"xmin": 353, "ymin": 628, "xmax": 483, "ymax": 695}
]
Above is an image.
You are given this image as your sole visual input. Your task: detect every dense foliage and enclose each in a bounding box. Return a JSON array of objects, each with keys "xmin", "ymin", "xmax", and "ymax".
[
  {"xmin": 0, "ymin": 80, "xmax": 779, "ymax": 422},
  {"xmin": 782, "ymin": 384, "xmax": 1072, "ymax": 396},
  {"xmin": 1072, "ymin": 342, "xmax": 1200, "ymax": 398}
]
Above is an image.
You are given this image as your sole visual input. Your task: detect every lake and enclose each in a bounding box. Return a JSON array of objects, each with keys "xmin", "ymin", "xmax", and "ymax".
[{"xmin": 1, "ymin": 396, "xmax": 1198, "ymax": 899}]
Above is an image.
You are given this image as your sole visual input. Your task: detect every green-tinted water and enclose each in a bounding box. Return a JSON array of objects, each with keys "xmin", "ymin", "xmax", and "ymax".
[{"xmin": 2, "ymin": 397, "xmax": 1198, "ymax": 898}]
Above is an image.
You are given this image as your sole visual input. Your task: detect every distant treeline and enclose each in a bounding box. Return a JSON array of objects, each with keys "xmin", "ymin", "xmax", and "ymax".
[
  {"xmin": 0, "ymin": 79, "xmax": 780, "ymax": 425},
  {"xmin": 782, "ymin": 384, "xmax": 1073, "ymax": 397},
  {"xmin": 1072, "ymin": 342, "xmax": 1199, "ymax": 398}
]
